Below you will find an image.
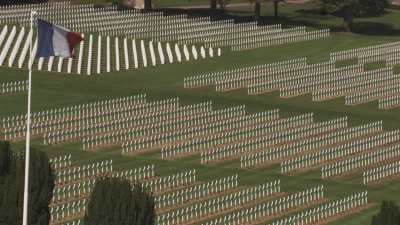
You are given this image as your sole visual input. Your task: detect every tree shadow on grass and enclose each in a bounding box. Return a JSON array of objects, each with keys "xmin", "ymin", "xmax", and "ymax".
[
  {"xmin": 156, "ymin": 7, "xmax": 346, "ymax": 32},
  {"xmin": 155, "ymin": 8, "xmax": 400, "ymax": 36},
  {"xmin": 351, "ymin": 21, "xmax": 400, "ymax": 36}
]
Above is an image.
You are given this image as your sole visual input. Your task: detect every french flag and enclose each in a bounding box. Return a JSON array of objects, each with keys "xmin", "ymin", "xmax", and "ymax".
[{"xmin": 36, "ymin": 19, "xmax": 83, "ymax": 58}]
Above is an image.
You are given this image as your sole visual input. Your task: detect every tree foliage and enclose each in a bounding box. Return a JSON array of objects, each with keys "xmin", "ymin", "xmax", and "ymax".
[
  {"xmin": 85, "ymin": 177, "xmax": 155, "ymax": 225},
  {"xmin": 371, "ymin": 201, "xmax": 400, "ymax": 225},
  {"xmin": 0, "ymin": 143, "xmax": 54, "ymax": 225},
  {"xmin": 315, "ymin": 0, "xmax": 388, "ymax": 30},
  {"xmin": 0, "ymin": 0, "xmax": 47, "ymax": 5}
]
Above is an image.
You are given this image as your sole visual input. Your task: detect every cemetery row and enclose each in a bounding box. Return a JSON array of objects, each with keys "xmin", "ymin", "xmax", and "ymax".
[
  {"xmin": 2, "ymin": 94, "xmax": 400, "ymax": 186},
  {"xmin": 0, "ymin": 25, "xmax": 220, "ymax": 75},
  {"xmin": 184, "ymin": 41, "xmax": 400, "ymax": 110},
  {"xmin": 0, "ymin": 2, "xmax": 330, "ymax": 51},
  {"xmin": 47, "ymin": 154, "xmax": 369, "ymax": 225},
  {"xmin": 0, "ymin": 79, "xmax": 27, "ymax": 95}
]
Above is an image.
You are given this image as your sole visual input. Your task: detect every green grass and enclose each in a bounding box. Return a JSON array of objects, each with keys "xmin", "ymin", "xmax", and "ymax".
[{"xmin": 2, "ymin": 2, "xmax": 400, "ymax": 225}]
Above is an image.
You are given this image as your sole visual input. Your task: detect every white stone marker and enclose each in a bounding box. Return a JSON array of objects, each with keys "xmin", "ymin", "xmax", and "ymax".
[
  {"xmin": 97, "ymin": 35, "xmax": 102, "ymax": 74},
  {"xmin": 0, "ymin": 26, "xmax": 16, "ymax": 66},
  {"xmin": 141, "ymin": 40, "xmax": 147, "ymax": 67},
  {"xmin": 47, "ymin": 56, "xmax": 54, "ymax": 71},
  {"xmin": 87, "ymin": 34, "xmax": 93, "ymax": 75},
  {"xmin": 166, "ymin": 42, "xmax": 173, "ymax": 63},
  {"xmin": 57, "ymin": 57, "xmax": 63, "ymax": 72},
  {"xmin": 209, "ymin": 47, "xmax": 214, "ymax": 58},
  {"xmin": 18, "ymin": 29, "xmax": 32, "ymax": 68},
  {"xmin": 0, "ymin": 25, "xmax": 9, "ymax": 47},
  {"xmin": 115, "ymin": 37, "xmax": 120, "ymax": 71},
  {"xmin": 77, "ymin": 34, "xmax": 84, "ymax": 74},
  {"xmin": 149, "ymin": 41, "xmax": 156, "ymax": 66},
  {"xmin": 192, "ymin": 45, "xmax": 198, "ymax": 60},
  {"xmin": 132, "ymin": 39, "xmax": 138, "ymax": 69},
  {"xmin": 157, "ymin": 42, "xmax": 165, "ymax": 65},
  {"xmin": 200, "ymin": 46, "xmax": 206, "ymax": 59},
  {"xmin": 106, "ymin": 35, "xmax": 110, "ymax": 72},
  {"xmin": 183, "ymin": 44, "xmax": 190, "ymax": 61},
  {"xmin": 123, "ymin": 38, "xmax": 129, "ymax": 70},
  {"xmin": 174, "ymin": 43, "xmax": 182, "ymax": 63},
  {"xmin": 37, "ymin": 57, "xmax": 44, "ymax": 70},
  {"xmin": 8, "ymin": 27, "xmax": 24, "ymax": 67}
]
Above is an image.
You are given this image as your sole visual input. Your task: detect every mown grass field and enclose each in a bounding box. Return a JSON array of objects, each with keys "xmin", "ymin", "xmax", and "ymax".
[{"xmin": 1, "ymin": 2, "xmax": 400, "ymax": 225}]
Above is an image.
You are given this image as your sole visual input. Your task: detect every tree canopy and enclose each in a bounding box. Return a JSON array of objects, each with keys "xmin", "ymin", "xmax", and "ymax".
[
  {"xmin": 315, "ymin": 0, "xmax": 388, "ymax": 30},
  {"xmin": 84, "ymin": 177, "xmax": 155, "ymax": 225},
  {"xmin": 371, "ymin": 201, "xmax": 400, "ymax": 225},
  {"xmin": 0, "ymin": 142, "xmax": 54, "ymax": 225}
]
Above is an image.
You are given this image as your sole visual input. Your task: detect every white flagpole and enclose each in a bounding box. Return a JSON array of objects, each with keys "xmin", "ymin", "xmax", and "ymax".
[{"xmin": 22, "ymin": 10, "xmax": 36, "ymax": 225}]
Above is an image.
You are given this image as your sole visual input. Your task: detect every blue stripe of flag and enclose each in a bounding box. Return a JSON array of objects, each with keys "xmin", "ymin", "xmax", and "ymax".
[{"xmin": 36, "ymin": 19, "xmax": 54, "ymax": 58}]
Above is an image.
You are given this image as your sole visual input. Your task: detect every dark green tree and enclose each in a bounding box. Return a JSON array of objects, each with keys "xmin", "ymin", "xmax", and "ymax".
[
  {"xmin": 85, "ymin": 177, "xmax": 155, "ymax": 225},
  {"xmin": 0, "ymin": 141, "xmax": 11, "ymax": 177},
  {"xmin": 0, "ymin": 147, "xmax": 54, "ymax": 225},
  {"xmin": 144, "ymin": 0, "xmax": 152, "ymax": 10},
  {"xmin": 371, "ymin": 201, "xmax": 400, "ymax": 225},
  {"xmin": 211, "ymin": 0, "xmax": 217, "ymax": 10},
  {"xmin": 315, "ymin": 0, "xmax": 388, "ymax": 31}
]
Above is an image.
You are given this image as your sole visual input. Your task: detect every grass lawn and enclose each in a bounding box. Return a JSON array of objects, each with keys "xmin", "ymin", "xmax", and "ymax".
[{"xmin": 1, "ymin": 2, "xmax": 400, "ymax": 225}]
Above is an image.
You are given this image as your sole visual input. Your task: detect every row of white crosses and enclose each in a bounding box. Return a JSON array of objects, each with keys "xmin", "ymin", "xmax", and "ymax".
[
  {"xmin": 0, "ymin": 2, "xmax": 330, "ymax": 51},
  {"xmin": 54, "ymin": 218, "xmax": 82, "ymax": 225},
  {"xmin": 0, "ymin": 80, "xmax": 28, "ymax": 95},
  {"xmin": 142, "ymin": 169, "xmax": 197, "ymax": 194},
  {"xmin": 379, "ymin": 94, "xmax": 400, "ymax": 109},
  {"xmin": 201, "ymin": 114, "xmax": 350, "ymax": 164},
  {"xmin": 155, "ymin": 175, "xmax": 239, "ymax": 210},
  {"xmin": 96, "ymin": 104, "xmax": 242, "ymax": 152},
  {"xmin": 119, "ymin": 105, "xmax": 248, "ymax": 153},
  {"xmin": 344, "ymin": 68, "xmax": 400, "ymax": 105},
  {"xmin": 52, "ymin": 98, "xmax": 186, "ymax": 147},
  {"xmin": 50, "ymin": 154, "xmax": 72, "ymax": 171},
  {"xmin": 322, "ymin": 142, "xmax": 400, "ymax": 178},
  {"xmin": 2, "ymin": 94, "xmax": 168, "ymax": 141},
  {"xmin": 161, "ymin": 109, "xmax": 280, "ymax": 159},
  {"xmin": 276, "ymin": 66, "xmax": 392, "ymax": 99},
  {"xmin": 52, "ymin": 178, "xmax": 94, "ymax": 205},
  {"xmin": 1, "ymin": 93, "xmax": 146, "ymax": 131},
  {"xmin": 202, "ymin": 186, "xmax": 324, "ymax": 225},
  {"xmin": 231, "ymin": 28, "xmax": 330, "ymax": 51},
  {"xmin": 0, "ymin": 24, "xmax": 220, "ymax": 75},
  {"xmin": 242, "ymin": 120, "xmax": 384, "ymax": 169},
  {"xmin": 82, "ymin": 101, "xmax": 218, "ymax": 150},
  {"xmin": 112, "ymin": 164, "xmax": 155, "ymax": 183},
  {"xmin": 50, "ymin": 198, "xmax": 87, "ymax": 224},
  {"xmin": 199, "ymin": 113, "xmax": 314, "ymax": 164},
  {"xmin": 269, "ymin": 191, "xmax": 368, "ymax": 225},
  {"xmin": 184, "ymin": 57, "xmax": 308, "ymax": 89},
  {"xmin": 54, "ymin": 160, "xmax": 113, "ymax": 186},
  {"xmin": 363, "ymin": 161, "xmax": 400, "ymax": 185},
  {"xmin": 281, "ymin": 128, "xmax": 399, "ymax": 174},
  {"xmin": 157, "ymin": 180, "xmax": 282, "ymax": 225},
  {"xmin": 185, "ymin": 47, "xmax": 400, "ymax": 110},
  {"xmin": 330, "ymin": 41, "xmax": 400, "ymax": 62}
]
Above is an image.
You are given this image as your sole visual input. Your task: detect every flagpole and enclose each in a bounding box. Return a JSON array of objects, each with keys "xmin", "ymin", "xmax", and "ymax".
[{"xmin": 22, "ymin": 10, "xmax": 36, "ymax": 225}]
